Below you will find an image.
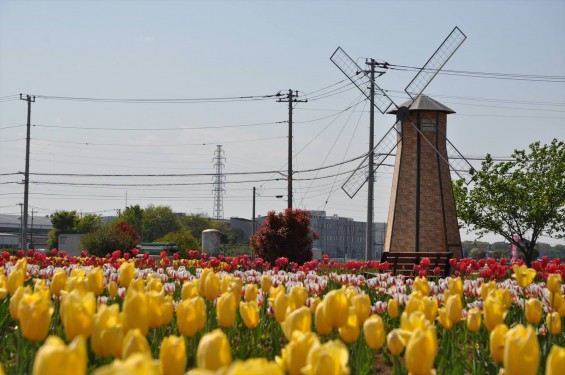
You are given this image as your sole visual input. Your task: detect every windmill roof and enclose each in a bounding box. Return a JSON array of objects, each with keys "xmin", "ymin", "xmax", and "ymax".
[{"xmin": 387, "ymin": 95, "xmax": 455, "ymax": 114}]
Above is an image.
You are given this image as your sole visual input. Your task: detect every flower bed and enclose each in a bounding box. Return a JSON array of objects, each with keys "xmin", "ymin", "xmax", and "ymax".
[{"xmin": 0, "ymin": 250, "xmax": 564, "ymax": 374}]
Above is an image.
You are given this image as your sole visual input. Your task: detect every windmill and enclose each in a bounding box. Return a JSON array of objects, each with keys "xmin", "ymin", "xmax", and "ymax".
[{"xmin": 330, "ymin": 26, "xmax": 474, "ymax": 260}]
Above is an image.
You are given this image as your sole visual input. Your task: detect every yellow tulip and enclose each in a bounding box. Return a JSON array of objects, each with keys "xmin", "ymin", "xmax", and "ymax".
[
  {"xmin": 217, "ymin": 291, "xmax": 237, "ymax": 328},
  {"xmin": 338, "ymin": 306, "xmax": 360, "ymax": 344},
  {"xmin": 202, "ymin": 270, "xmax": 221, "ymax": 301},
  {"xmin": 221, "ymin": 276, "xmax": 243, "ymax": 305},
  {"xmin": 177, "ymin": 296, "xmax": 206, "ymax": 337},
  {"xmin": 405, "ymin": 327, "xmax": 437, "ymax": 375},
  {"xmin": 549, "ymin": 290, "xmax": 564, "ymax": 311},
  {"xmin": 107, "ymin": 281, "xmax": 118, "ymax": 298},
  {"xmin": 423, "ymin": 297, "xmax": 438, "ymax": 322},
  {"xmin": 494, "ymin": 288, "xmax": 512, "ymax": 310},
  {"xmin": 128, "ymin": 277, "xmax": 145, "ymax": 293},
  {"xmin": 387, "ymin": 329, "xmax": 406, "ymax": 356},
  {"xmin": 32, "ymin": 335, "xmax": 87, "ymax": 375},
  {"xmin": 323, "ymin": 288, "xmax": 349, "ymax": 328},
  {"xmin": 437, "ymin": 307, "xmax": 452, "ymax": 330},
  {"xmin": 503, "ymin": 324, "xmax": 539, "ymax": 375},
  {"xmin": 224, "ymin": 358, "xmax": 284, "ymax": 375},
  {"xmin": 513, "ymin": 264, "xmax": 536, "ymax": 288},
  {"xmin": 546, "ymin": 345, "xmax": 565, "ymax": 375},
  {"xmin": 387, "ymin": 298, "xmax": 399, "ymax": 318},
  {"xmin": 400, "ymin": 311, "xmax": 429, "ymax": 333},
  {"xmin": 65, "ymin": 275, "xmax": 89, "ymax": 295},
  {"xmin": 363, "ymin": 314, "xmax": 385, "ymax": 349},
  {"xmin": 121, "ymin": 288, "xmax": 149, "ymax": 335},
  {"xmin": 269, "ymin": 284, "xmax": 285, "ymax": 299},
  {"xmin": 244, "ymin": 284, "xmax": 258, "ymax": 302},
  {"xmin": 525, "ymin": 298, "xmax": 543, "ymax": 324},
  {"xmin": 466, "ymin": 308, "xmax": 482, "ymax": 332},
  {"xmin": 118, "ymin": 261, "xmax": 135, "ymax": 289},
  {"xmin": 547, "ymin": 273, "xmax": 562, "ymax": 294},
  {"xmin": 146, "ymin": 275, "xmax": 163, "ymax": 293},
  {"xmin": 91, "ymin": 304, "xmax": 122, "ymax": 358},
  {"xmin": 159, "ymin": 335, "xmax": 187, "ymax": 375},
  {"xmin": 314, "ymin": 301, "xmax": 332, "ymax": 335},
  {"xmin": 0, "ymin": 362, "xmax": 4, "ymax": 375},
  {"xmin": 413, "ymin": 276, "xmax": 429, "ymax": 296},
  {"xmin": 240, "ymin": 301, "xmax": 260, "ymax": 329},
  {"xmin": 489, "ymin": 324, "xmax": 508, "ymax": 363},
  {"xmin": 546, "ymin": 311, "xmax": 562, "ymax": 335},
  {"xmin": 122, "ymin": 328, "xmax": 150, "ymax": 359},
  {"xmin": 448, "ymin": 276, "xmax": 463, "ymax": 297},
  {"xmin": 196, "ymin": 329, "xmax": 232, "ymax": 371},
  {"xmin": 288, "ymin": 285, "xmax": 308, "ymax": 311},
  {"xmin": 351, "ymin": 294, "xmax": 371, "ymax": 324},
  {"xmin": 260, "ymin": 274, "xmax": 271, "ymax": 294},
  {"xmin": 7, "ymin": 267, "xmax": 24, "ymax": 295},
  {"xmin": 405, "ymin": 291, "xmax": 425, "ymax": 316},
  {"xmin": 275, "ymin": 331, "xmax": 320, "ymax": 375},
  {"xmin": 93, "ymin": 353, "xmax": 159, "ymax": 375},
  {"xmin": 181, "ymin": 280, "xmax": 199, "ymax": 300},
  {"xmin": 446, "ymin": 294, "xmax": 462, "ymax": 324},
  {"xmin": 274, "ymin": 291, "xmax": 289, "ymax": 323},
  {"xmin": 9, "ymin": 286, "xmax": 31, "ymax": 320},
  {"xmin": 483, "ymin": 296, "xmax": 505, "ymax": 331},
  {"xmin": 60, "ymin": 289, "xmax": 96, "ymax": 340},
  {"xmin": 282, "ymin": 306, "xmax": 311, "ymax": 341},
  {"xmin": 309, "ymin": 296, "xmax": 321, "ymax": 315},
  {"xmin": 147, "ymin": 291, "xmax": 173, "ymax": 328},
  {"xmin": 50, "ymin": 269, "xmax": 67, "ymax": 297},
  {"xmin": 87, "ymin": 267, "xmax": 105, "ymax": 295},
  {"xmin": 0, "ymin": 274, "xmax": 7, "ymax": 300},
  {"xmin": 480, "ymin": 280, "xmax": 497, "ymax": 300},
  {"xmin": 17, "ymin": 291, "xmax": 54, "ymax": 341},
  {"xmin": 301, "ymin": 339, "xmax": 349, "ymax": 375}
]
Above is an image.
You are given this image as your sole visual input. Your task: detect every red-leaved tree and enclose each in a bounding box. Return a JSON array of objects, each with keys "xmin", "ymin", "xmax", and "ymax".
[{"xmin": 250, "ymin": 208, "xmax": 318, "ymax": 265}]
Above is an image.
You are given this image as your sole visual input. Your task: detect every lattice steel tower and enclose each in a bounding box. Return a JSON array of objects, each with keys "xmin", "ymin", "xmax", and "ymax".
[{"xmin": 212, "ymin": 145, "xmax": 226, "ymax": 219}]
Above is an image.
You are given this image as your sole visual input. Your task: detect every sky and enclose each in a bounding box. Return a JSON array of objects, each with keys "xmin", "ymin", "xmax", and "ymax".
[{"xmin": 1, "ymin": 0, "xmax": 564, "ymax": 245}]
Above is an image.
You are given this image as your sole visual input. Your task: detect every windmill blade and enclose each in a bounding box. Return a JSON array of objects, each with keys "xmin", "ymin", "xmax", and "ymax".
[
  {"xmin": 330, "ymin": 47, "xmax": 395, "ymax": 114},
  {"xmin": 342, "ymin": 124, "xmax": 401, "ymax": 198},
  {"xmin": 407, "ymin": 120, "xmax": 475, "ymax": 184},
  {"xmin": 404, "ymin": 27, "xmax": 467, "ymax": 99}
]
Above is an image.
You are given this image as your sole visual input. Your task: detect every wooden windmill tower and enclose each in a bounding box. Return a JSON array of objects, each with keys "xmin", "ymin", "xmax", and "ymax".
[{"xmin": 331, "ymin": 27, "xmax": 474, "ymax": 260}]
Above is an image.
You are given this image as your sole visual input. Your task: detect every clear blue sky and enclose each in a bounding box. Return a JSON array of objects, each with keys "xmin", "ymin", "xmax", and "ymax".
[{"xmin": 1, "ymin": 0, "xmax": 564, "ymax": 244}]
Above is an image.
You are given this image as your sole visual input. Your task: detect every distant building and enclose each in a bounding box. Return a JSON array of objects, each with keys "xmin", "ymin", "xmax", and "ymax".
[
  {"xmin": 255, "ymin": 210, "xmax": 386, "ymax": 261},
  {"xmin": 0, "ymin": 214, "xmax": 52, "ymax": 249}
]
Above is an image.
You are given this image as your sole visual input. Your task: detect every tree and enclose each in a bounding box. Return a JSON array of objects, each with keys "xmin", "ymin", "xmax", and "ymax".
[
  {"xmin": 158, "ymin": 230, "xmax": 199, "ymax": 258},
  {"xmin": 250, "ymin": 208, "xmax": 316, "ymax": 265},
  {"xmin": 76, "ymin": 214, "xmax": 102, "ymax": 233},
  {"xmin": 453, "ymin": 139, "xmax": 565, "ymax": 266},
  {"xmin": 47, "ymin": 210, "xmax": 80, "ymax": 249},
  {"xmin": 141, "ymin": 205, "xmax": 181, "ymax": 242},
  {"xmin": 121, "ymin": 205, "xmax": 144, "ymax": 237},
  {"xmin": 181, "ymin": 213, "xmax": 220, "ymax": 242},
  {"xmin": 80, "ymin": 219, "xmax": 139, "ymax": 257}
]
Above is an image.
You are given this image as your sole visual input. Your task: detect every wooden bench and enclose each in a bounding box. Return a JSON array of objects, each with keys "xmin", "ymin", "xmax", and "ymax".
[{"xmin": 380, "ymin": 251, "xmax": 453, "ymax": 277}]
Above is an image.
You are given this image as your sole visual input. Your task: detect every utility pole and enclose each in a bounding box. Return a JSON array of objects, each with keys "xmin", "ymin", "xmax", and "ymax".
[
  {"xmin": 20, "ymin": 94, "xmax": 35, "ymax": 250},
  {"xmin": 17, "ymin": 203, "xmax": 23, "ymax": 249},
  {"xmin": 366, "ymin": 60, "xmax": 376, "ymax": 261},
  {"xmin": 252, "ymin": 187, "xmax": 256, "ymax": 235},
  {"xmin": 30, "ymin": 209, "xmax": 36, "ymax": 249},
  {"xmin": 277, "ymin": 90, "xmax": 307, "ymax": 209}
]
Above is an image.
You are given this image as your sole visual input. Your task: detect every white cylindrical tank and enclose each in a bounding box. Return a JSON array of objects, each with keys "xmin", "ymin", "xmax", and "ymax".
[{"xmin": 202, "ymin": 229, "xmax": 221, "ymax": 256}]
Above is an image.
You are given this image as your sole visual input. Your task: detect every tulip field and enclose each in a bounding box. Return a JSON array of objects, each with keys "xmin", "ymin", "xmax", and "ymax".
[{"xmin": 0, "ymin": 249, "xmax": 564, "ymax": 374}]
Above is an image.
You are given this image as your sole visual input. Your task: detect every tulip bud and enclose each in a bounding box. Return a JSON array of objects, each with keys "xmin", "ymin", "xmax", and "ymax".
[
  {"xmin": 244, "ymin": 284, "xmax": 258, "ymax": 302},
  {"xmin": 309, "ymin": 296, "xmax": 321, "ymax": 315},
  {"xmin": 122, "ymin": 328, "xmax": 150, "ymax": 359},
  {"xmin": 301, "ymin": 340, "xmax": 349, "ymax": 375},
  {"xmin": 546, "ymin": 311, "xmax": 562, "ymax": 335},
  {"xmin": 118, "ymin": 261, "xmax": 135, "ymax": 289},
  {"xmin": 288, "ymin": 286, "xmax": 308, "ymax": 311},
  {"xmin": 274, "ymin": 292, "xmax": 289, "ymax": 323},
  {"xmin": 525, "ymin": 298, "xmax": 543, "ymax": 324},
  {"xmin": 60, "ymin": 289, "xmax": 96, "ymax": 340},
  {"xmin": 314, "ymin": 301, "xmax": 332, "ymax": 335},
  {"xmin": 323, "ymin": 288, "xmax": 349, "ymax": 328},
  {"xmin": 9, "ymin": 286, "xmax": 31, "ymax": 320},
  {"xmin": 217, "ymin": 291, "xmax": 237, "ymax": 328},
  {"xmin": 87, "ymin": 267, "xmax": 105, "ymax": 296},
  {"xmin": 196, "ymin": 329, "xmax": 232, "ymax": 371},
  {"xmin": 32, "ymin": 335, "xmax": 87, "ymax": 375},
  {"xmin": 7, "ymin": 267, "xmax": 24, "ymax": 295},
  {"xmin": 448, "ymin": 276, "xmax": 463, "ymax": 297},
  {"xmin": 121, "ymin": 289, "xmax": 149, "ymax": 335},
  {"xmin": 405, "ymin": 327, "xmax": 437, "ymax": 375},
  {"xmin": 446, "ymin": 294, "xmax": 462, "ymax": 324},
  {"xmin": 107, "ymin": 281, "xmax": 118, "ymax": 298},
  {"xmin": 181, "ymin": 280, "xmax": 198, "ymax": 300},
  {"xmin": 480, "ymin": 280, "xmax": 497, "ymax": 301},
  {"xmin": 339, "ymin": 307, "xmax": 360, "ymax": 344},
  {"xmin": 546, "ymin": 344, "xmax": 565, "ymax": 375},
  {"xmin": 18, "ymin": 291, "xmax": 54, "ymax": 341},
  {"xmin": 513, "ymin": 265, "xmax": 536, "ymax": 288},
  {"xmin": 0, "ymin": 275, "xmax": 7, "ymax": 300},
  {"xmin": 275, "ymin": 331, "xmax": 320, "ymax": 375},
  {"xmin": 50, "ymin": 269, "xmax": 67, "ymax": 297},
  {"xmin": 387, "ymin": 298, "xmax": 399, "ymax": 319},
  {"xmin": 260, "ymin": 274, "xmax": 271, "ymax": 294},
  {"xmin": 483, "ymin": 296, "xmax": 505, "ymax": 331},
  {"xmin": 351, "ymin": 294, "xmax": 371, "ymax": 324},
  {"xmin": 413, "ymin": 276, "xmax": 429, "ymax": 296},
  {"xmin": 159, "ymin": 335, "xmax": 187, "ymax": 375},
  {"xmin": 363, "ymin": 314, "xmax": 385, "ymax": 349},
  {"xmin": 146, "ymin": 291, "xmax": 173, "ymax": 328},
  {"xmin": 177, "ymin": 296, "xmax": 206, "ymax": 337},
  {"xmin": 92, "ymin": 353, "xmax": 159, "ymax": 375},
  {"xmin": 282, "ymin": 306, "xmax": 311, "ymax": 341},
  {"xmin": 466, "ymin": 308, "xmax": 482, "ymax": 332},
  {"xmin": 423, "ymin": 297, "xmax": 439, "ymax": 322},
  {"xmin": 146, "ymin": 276, "xmax": 163, "ymax": 293},
  {"xmin": 438, "ymin": 307, "xmax": 452, "ymax": 330},
  {"xmin": 489, "ymin": 324, "xmax": 508, "ymax": 363},
  {"xmin": 387, "ymin": 329, "xmax": 405, "ymax": 356},
  {"xmin": 503, "ymin": 324, "xmax": 539, "ymax": 375},
  {"xmin": 240, "ymin": 301, "xmax": 260, "ymax": 329},
  {"xmin": 91, "ymin": 304, "xmax": 122, "ymax": 358},
  {"xmin": 547, "ymin": 274, "xmax": 562, "ymax": 295},
  {"xmin": 202, "ymin": 270, "xmax": 220, "ymax": 301}
]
